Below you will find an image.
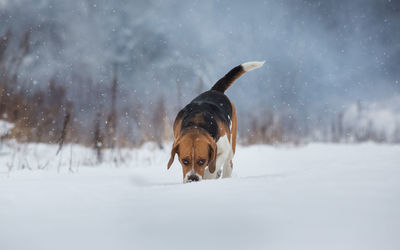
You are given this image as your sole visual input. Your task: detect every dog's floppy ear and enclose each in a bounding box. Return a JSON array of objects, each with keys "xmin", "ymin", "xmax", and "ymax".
[
  {"xmin": 167, "ymin": 140, "xmax": 180, "ymax": 169},
  {"xmin": 207, "ymin": 140, "xmax": 217, "ymax": 173}
]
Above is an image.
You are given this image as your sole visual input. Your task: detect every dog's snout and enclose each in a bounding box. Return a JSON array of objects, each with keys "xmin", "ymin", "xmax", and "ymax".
[{"xmin": 187, "ymin": 175, "xmax": 199, "ymax": 182}]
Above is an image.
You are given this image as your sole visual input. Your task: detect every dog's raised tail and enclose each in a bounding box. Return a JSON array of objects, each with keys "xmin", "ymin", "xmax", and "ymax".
[{"xmin": 211, "ymin": 61, "xmax": 265, "ymax": 93}]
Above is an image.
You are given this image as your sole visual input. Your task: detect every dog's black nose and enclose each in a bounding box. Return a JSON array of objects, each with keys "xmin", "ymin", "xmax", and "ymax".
[{"xmin": 188, "ymin": 175, "xmax": 199, "ymax": 182}]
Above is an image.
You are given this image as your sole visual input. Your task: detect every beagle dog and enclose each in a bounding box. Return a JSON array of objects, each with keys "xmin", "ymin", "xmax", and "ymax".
[{"xmin": 167, "ymin": 61, "xmax": 264, "ymax": 183}]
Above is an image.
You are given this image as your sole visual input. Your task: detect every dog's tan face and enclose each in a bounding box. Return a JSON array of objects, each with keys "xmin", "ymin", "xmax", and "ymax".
[{"xmin": 167, "ymin": 129, "xmax": 217, "ymax": 183}]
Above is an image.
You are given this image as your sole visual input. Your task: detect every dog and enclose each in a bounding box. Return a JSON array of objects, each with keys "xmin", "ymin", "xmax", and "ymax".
[{"xmin": 167, "ymin": 61, "xmax": 264, "ymax": 183}]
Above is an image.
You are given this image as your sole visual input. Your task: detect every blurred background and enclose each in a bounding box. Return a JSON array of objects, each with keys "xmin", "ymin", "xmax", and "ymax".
[{"xmin": 1, "ymin": 0, "xmax": 399, "ymax": 149}]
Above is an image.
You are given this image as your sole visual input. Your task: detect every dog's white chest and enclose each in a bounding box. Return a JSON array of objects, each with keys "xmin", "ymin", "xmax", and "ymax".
[{"xmin": 216, "ymin": 134, "xmax": 232, "ymax": 158}]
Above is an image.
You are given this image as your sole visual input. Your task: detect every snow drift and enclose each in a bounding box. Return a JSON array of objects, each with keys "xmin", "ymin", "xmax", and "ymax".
[{"xmin": 1, "ymin": 142, "xmax": 399, "ymax": 250}]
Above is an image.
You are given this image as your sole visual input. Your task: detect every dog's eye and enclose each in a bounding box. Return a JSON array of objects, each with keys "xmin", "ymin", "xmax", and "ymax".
[
  {"xmin": 182, "ymin": 159, "xmax": 189, "ymax": 165},
  {"xmin": 197, "ymin": 159, "xmax": 205, "ymax": 166}
]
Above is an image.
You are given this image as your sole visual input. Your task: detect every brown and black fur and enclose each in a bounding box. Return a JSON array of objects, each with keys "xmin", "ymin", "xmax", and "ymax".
[{"xmin": 167, "ymin": 61, "xmax": 263, "ymax": 183}]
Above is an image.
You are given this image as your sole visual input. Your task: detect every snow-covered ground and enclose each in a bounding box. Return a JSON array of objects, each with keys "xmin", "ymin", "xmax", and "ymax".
[{"xmin": 0, "ymin": 142, "xmax": 399, "ymax": 250}]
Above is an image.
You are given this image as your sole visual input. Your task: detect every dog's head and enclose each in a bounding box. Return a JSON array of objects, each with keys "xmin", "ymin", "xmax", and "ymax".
[{"xmin": 167, "ymin": 128, "xmax": 217, "ymax": 183}]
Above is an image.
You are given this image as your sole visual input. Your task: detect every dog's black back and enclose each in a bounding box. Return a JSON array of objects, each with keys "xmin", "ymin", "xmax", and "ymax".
[{"xmin": 177, "ymin": 90, "xmax": 232, "ymax": 141}]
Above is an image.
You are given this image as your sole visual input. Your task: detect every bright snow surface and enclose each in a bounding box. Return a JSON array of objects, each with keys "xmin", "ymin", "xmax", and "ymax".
[{"xmin": 0, "ymin": 142, "xmax": 399, "ymax": 250}]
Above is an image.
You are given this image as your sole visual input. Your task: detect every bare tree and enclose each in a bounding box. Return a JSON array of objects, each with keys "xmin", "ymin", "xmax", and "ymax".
[
  {"xmin": 151, "ymin": 95, "xmax": 167, "ymax": 147},
  {"xmin": 56, "ymin": 106, "xmax": 71, "ymax": 155},
  {"xmin": 93, "ymin": 112, "xmax": 104, "ymax": 163},
  {"xmin": 106, "ymin": 65, "xmax": 118, "ymax": 148}
]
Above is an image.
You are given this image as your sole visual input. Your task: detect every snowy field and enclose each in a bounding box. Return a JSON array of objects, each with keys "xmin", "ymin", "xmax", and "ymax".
[{"xmin": 0, "ymin": 142, "xmax": 399, "ymax": 250}]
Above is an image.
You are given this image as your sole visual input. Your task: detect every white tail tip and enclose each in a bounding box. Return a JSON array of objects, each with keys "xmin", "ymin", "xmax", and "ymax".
[{"xmin": 241, "ymin": 61, "xmax": 265, "ymax": 72}]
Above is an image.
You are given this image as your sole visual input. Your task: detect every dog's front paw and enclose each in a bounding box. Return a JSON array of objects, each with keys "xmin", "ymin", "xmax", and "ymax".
[{"xmin": 216, "ymin": 169, "xmax": 222, "ymax": 179}]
